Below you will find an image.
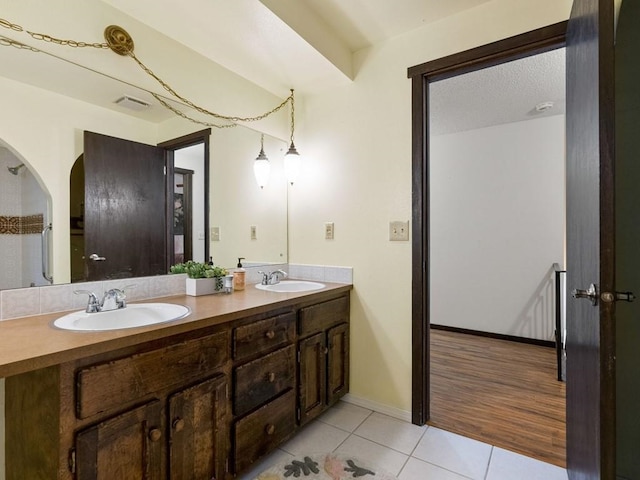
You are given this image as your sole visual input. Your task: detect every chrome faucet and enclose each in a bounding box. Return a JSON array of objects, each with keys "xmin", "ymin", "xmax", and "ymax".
[
  {"xmin": 74, "ymin": 286, "xmax": 133, "ymax": 313},
  {"xmin": 101, "ymin": 288, "xmax": 127, "ymax": 311},
  {"xmin": 257, "ymin": 270, "xmax": 289, "ymax": 285}
]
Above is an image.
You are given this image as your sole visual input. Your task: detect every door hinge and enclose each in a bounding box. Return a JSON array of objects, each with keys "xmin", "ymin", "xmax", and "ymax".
[
  {"xmin": 296, "ymin": 407, "xmax": 301, "ymax": 422},
  {"xmin": 164, "ymin": 165, "xmax": 167, "ymax": 175},
  {"xmin": 297, "ymin": 349, "xmax": 301, "ymax": 363},
  {"xmin": 68, "ymin": 449, "xmax": 76, "ymax": 474}
]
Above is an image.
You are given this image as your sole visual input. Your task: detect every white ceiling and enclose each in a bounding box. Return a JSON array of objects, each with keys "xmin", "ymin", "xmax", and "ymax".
[
  {"xmin": 0, "ymin": 1, "xmax": 565, "ymax": 132},
  {"xmin": 430, "ymin": 48, "xmax": 566, "ymax": 135}
]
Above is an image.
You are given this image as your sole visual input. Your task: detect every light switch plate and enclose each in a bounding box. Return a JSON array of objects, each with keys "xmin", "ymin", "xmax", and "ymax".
[
  {"xmin": 389, "ymin": 221, "xmax": 409, "ymax": 241},
  {"xmin": 325, "ymin": 222, "xmax": 334, "ymax": 240},
  {"xmin": 250, "ymin": 225, "xmax": 257, "ymax": 240},
  {"xmin": 211, "ymin": 226, "xmax": 220, "ymax": 241}
]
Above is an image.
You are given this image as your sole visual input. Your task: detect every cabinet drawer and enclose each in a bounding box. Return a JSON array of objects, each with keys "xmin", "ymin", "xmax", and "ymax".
[
  {"xmin": 234, "ymin": 344, "xmax": 295, "ymax": 416},
  {"xmin": 299, "ymin": 295, "xmax": 349, "ymax": 336},
  {"xmin": 77, "ymin": 331, "xmax": 229, "ymax": 419},
  {"xmin": 233, "ymin": 312, "xmax": 295, "ymax": 361},
  {"xmin": 234, "ymin": 389, "xmax": 296, "ymax": 474}
]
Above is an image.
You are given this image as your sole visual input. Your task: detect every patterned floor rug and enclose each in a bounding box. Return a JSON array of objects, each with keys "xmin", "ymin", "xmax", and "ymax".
[{"xmin": 255, "ymin": 453, "xmax": 398, "ymax": 480}]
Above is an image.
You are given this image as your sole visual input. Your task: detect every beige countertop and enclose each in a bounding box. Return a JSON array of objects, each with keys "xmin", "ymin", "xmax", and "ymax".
[{"xmin": 0, "ymin": 282, "xmax": 352, "ymax": 378}]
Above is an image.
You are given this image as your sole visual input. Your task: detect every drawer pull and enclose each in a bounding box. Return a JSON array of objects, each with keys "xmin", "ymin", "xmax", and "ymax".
[
  {"xmin": 148, "ymin": 428, "xmax": 162, "ymax": 442},
  {"xmin": 265, "ymin": 330, "xmax": 276, "ymax": 339},
  {"xmin": 265, "ymin": 423, "xmax": 276, "ymax": 435},
  {"xmin": 267, "ymin": 372, "xmax": 276, "ymax": 383},
  {"xmin": 172, "ymin": 417, "xmax": 185, "ymax": 432}
]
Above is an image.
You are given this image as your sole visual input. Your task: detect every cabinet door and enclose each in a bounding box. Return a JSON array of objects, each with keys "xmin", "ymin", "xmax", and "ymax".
[
  {"xmin": 327, "ymin": 323, "xmax": 349, "ymax": 406},
  {"xmin": 76, "ymin": 401, "xmax": 163, "ymax": 480},
  {"xmin": 168, "ymin": 375, "xmax": 228, "ymax": 480},
  {"xmin": 298, "ymin": 332, "xmax": 326, "ymax": 425}
]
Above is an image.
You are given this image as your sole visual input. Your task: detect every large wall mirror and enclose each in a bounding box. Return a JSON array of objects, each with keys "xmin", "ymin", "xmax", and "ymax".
[{"xmin": 0, "ymin": 25, "xmax": 289, "ymax": 290}]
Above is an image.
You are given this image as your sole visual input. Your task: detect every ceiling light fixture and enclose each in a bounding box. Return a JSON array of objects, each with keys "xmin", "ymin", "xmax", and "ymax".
[
  {"xmin": 284, "ymin": 89, "xmax": 301, "ymax": 185},
  {"xmin": 253, "ymin": 134, "xmax": 270, "ymax": 189}
]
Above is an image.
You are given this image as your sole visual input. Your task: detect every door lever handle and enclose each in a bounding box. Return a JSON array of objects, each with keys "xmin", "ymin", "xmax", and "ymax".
[
  {"xmin": 89, "ymin": 253, "xmax": 106, "ymax": 262},
  {"xmin": 572, "ymin": 283, "xmax": 598, "ymax": 306}
]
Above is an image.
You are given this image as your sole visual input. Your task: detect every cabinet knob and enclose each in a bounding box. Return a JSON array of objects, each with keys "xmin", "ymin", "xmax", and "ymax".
[
  {"xmin": 267, "ymin": 372, "xmax": 276, "ymax": 383},
  {"xmin": 265, "ymin": 330, "xmax": 276, "ymax": 339},
  {"xmin": 265, "ymin": 423, "xmax": 276, "ymax": 435},
  {"xmin": 148, "ymin": 428, "xmax": 162, "ymax": 442},
  {"xmin": 172, "ymin": 417, "xmax": 185, "ymax": 432},
  {"xmin": 322, "ymin": 347, "xmax": 329, "ymax": 355}
]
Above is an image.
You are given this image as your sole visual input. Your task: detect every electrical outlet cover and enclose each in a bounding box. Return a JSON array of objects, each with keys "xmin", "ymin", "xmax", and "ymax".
[
  {"xmin": 389, "ymin": 221, "xmax": 409, "ymax": 241},
  {"xmin": 325, "ymin": 222, "xmax": 335, "ymax": 240}
]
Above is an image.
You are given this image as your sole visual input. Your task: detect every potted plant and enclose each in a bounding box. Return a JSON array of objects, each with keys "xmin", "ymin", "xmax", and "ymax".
[{"xmin": 170, "ymin": 261, "xmax": 229, "ymax": 296}]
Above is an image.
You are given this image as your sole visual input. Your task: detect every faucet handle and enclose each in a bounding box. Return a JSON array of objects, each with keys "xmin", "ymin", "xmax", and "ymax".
[
  {"xmin": 74, "ymin": 290, "xmax": 100, "ymax": 313},
  {"xmin": 257, "ymin": 271, "xmax": 269, "ymax": 285}
]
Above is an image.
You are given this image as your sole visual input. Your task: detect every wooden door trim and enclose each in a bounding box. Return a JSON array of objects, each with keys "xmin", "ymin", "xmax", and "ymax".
[
  {"xmin": 159, "ymin": 129, "xmax": 211, "ymax": 264},
  {"xmin": 407, "ymin": 21, "xmax": 567, "ymax": 426}
]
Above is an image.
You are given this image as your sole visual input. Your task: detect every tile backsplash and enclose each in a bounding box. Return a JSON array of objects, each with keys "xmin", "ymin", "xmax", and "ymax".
[{"xmin": 0, "ymin": 264, "xmax": 353, "ymax": 321}]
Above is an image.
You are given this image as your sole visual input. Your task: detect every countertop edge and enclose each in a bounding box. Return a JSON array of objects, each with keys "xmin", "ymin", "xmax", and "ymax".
[{"xmin": 0, "ymin": 283, "xmax": 352, "ymax": 378}]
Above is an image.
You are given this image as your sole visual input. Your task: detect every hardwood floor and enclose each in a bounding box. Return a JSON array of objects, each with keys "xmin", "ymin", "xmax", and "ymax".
[{"xmin": 428, "ymin": 328, "xmax": 566, "ymax": 467}]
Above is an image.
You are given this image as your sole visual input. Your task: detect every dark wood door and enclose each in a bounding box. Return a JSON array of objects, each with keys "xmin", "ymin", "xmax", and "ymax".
[
  {"xmin": 168, "ymin": 375, "xmax": 227, "ymax": 480},
  {"xmin": 83, "ymin": 131, "xmax": 167, "ymax": 280},
  {"xmin": 75, "ymin": 401, "xmax": 163, "ymax": 480},
  {"xmin": 565, "ymin": 0, "xmax": 616, "ymax": 478},
  {"xmin": 326, "ymin": 323, "xmax": 349, "ymax": 406},
  {"xmin": 298, "ymin": 332, "xmax": 326, "ymax": 425}
]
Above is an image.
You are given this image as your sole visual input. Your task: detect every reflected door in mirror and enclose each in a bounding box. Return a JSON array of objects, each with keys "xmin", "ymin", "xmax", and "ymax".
[{"xmin": 79, "ymin": 131, "xmax": 167, "ymax": 281}]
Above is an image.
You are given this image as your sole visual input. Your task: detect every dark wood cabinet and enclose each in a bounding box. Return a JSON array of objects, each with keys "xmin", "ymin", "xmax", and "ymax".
[
  {"xmin": 298, "ymin": 296, "xmax": 350, "ymax": 425},
  {"xmin": 299, "ymin": 332, "xmax": 327, "ymax": 423},
  {"xmin": 75, "ymin": 401, "xmax": 164, "ymax": 480},
  {"xmin": 168, "ymin": 375, "xmax": 227, "ymax": 480},
  {"xmin": 231, "ymin": 312, "xmax": 298, "ymax": 474},
  {"xmin": 5, "ymin": 290, "xmax": 350, "ymax": 480}
]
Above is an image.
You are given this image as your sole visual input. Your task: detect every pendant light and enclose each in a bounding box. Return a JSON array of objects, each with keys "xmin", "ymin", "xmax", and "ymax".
[
  {"xmin": 253, "ymin": 134, "xmax": 270, "ymax": 188},
  {"xmin": 284, "ymin": 89, "xmax": 301, "ymax": 185}
]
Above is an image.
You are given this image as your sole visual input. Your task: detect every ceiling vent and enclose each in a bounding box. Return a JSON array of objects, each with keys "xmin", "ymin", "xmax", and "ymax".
[{"xmin": 115, "ymin": 95, "xmax": 150, "ymax": 111}]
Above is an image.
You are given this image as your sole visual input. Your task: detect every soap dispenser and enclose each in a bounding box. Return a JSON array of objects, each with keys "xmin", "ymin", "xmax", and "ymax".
[{"xmin": 234, "ymin": 257, "xmax": 246, "ymax": 291}]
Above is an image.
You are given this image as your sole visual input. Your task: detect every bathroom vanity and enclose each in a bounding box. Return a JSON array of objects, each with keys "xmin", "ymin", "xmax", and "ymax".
[{"xmin": 0, "ymin": 283, "xmax": 350, "ymax": 479}]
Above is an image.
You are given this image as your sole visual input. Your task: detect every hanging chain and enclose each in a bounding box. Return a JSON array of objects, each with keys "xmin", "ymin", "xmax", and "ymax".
[
  {"xmin": 129, "ymin": 51, "xmax": 292, "ymax": 123},
  {"xmin": 0, "ymin": 35, "xmax": 39, "ymax": 52},
  {"xmin": 0, "ymin": 18, "xmax": 108, "ymax": 49},
  {"xmin": 289, "ymin": 89, "xmax": 295, "ymax": 144},
  {"xmin": 152, "ymin": 93, "xmax": 237, "ymax": 129},
  {"xmin": 26, "ymin": 30, "xmax": 109, "ymax": 49},
  {"xmin": 0, "ymin": 17, "xmax": 294, "ymax": 126}
]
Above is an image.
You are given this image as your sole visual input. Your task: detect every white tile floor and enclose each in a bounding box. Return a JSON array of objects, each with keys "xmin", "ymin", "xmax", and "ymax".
[{"xmin": 239, "ymin": 400, "xmax": 568, "ymax": 480}]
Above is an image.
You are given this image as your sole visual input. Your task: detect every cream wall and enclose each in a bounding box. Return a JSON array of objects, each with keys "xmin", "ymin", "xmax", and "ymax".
[{"xmin": 291, "ymin": 0, "xmax": 573, "ymax": 412}]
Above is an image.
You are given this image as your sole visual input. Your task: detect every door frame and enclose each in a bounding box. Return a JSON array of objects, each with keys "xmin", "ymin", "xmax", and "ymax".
[
  {"xmin": 407, "ymin": 22, "xmax": 567, "ymax": 425},
  {"xmin": 159, "ymin": 129, "xmax": 211, "ymax": 266}
]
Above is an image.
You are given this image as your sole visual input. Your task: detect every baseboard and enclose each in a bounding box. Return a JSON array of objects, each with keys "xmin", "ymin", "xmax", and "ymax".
[
  {"xmin": 430, "ymin": 324, "xmax": 555, "ymax": 348},
  {"xmin": 341, "ymin": 393, "xmax": 412, "ymax": 423}
]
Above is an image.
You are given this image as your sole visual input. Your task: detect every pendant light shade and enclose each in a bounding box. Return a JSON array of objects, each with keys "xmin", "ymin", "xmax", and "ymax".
[
  {"xmin": 253, "ymin": 135, "xmax": 270, "ymax": 188},
  {"xmin": 284, "ymin": 142, "xmax": 301, "ymax": 185},
  {"xmin": 285, "ymin": 89, "xmax": 301, "ymax": 185}
]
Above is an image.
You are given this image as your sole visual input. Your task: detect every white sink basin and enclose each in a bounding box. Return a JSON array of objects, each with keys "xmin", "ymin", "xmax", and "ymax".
[
  {"xmin": 255, "ymin": 281, "xmax": 325, "ymax": 293},
  {"xmin": 53, "ymin": 303, "xmax": 191, "ymax": 332}
]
